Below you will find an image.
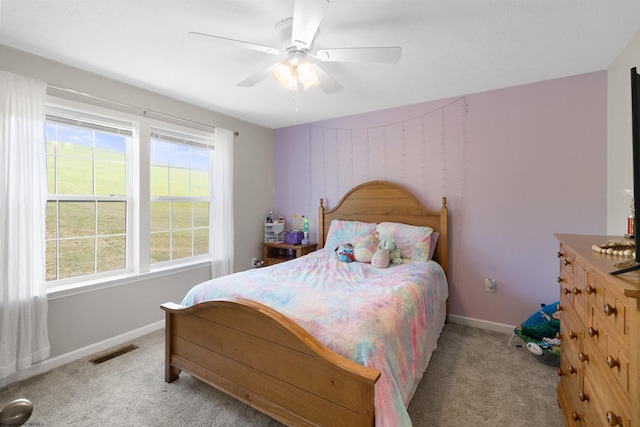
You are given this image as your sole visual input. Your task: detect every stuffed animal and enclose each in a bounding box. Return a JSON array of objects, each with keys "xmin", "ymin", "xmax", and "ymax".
[
  {"xmin": 354, "ymin": 231, "xmax": 380, "ymax": 263},
  {"xmin": 371, "ymin": 248, "xmax": 390, "ymax": 268},
  {"xmin": 378, "ymin": 237, "xmax": 402, "ymax": 265},
  {"xmin": 336, "ymin": 243, "xmax": 355, "ymax": 263}
]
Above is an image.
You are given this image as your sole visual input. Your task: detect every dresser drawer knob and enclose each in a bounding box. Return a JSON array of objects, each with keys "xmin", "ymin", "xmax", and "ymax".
[
  {"xmin": 557, "ymin": 251, "xmax": 563, "ymax": 258},
  {"xmin": 578, "ymin": 352, "xmax": 589, "ymax": 363},
  {"xmin": 578, "ymin": 391, "xmax": 589, "ymax": 402},
  {"xmin": 557, "ymin": 368, "xmax": 563, "ymax": 377},
  {"xmin": 571, "ymin": 412, "xmax": 581, "ymax": 421},
  {"xmin": 557, "ymin": 276, "xmax": 564, "ymax": 284},
  {"xmin": 563, "ymin": 259, "xmax": 571, "ymax": 266},
  {"xmin": 568, "ymin": 330, "xmax": 578, "ymax": 340},
  {"xmin": 562, "ymin": 287, "xmax": 571, "ymax": 295},
  {"xmin": 606, "ymin": 410, "xmax": 622, "ymax": 426},
  {"xmin": 585, "ymin": 284, "xmax": 595, "ymax": 295},
  {"xmin": 568, "ymin": 365, "xmax": 577, "ymax": 374},
  {"xmin": 603, "ymin": 304, "xmax": 617, "ymax": 316},
  {"xmin": 606, "ymin": 355, "xmax": 619, "ymax": 369},
  {"xmin": 571, "ymin": 287, "xmax": 581, "ymax": 295},
  {"xmin": 587, "ymin": 327, "xmax": 599, "ymax": 337}
]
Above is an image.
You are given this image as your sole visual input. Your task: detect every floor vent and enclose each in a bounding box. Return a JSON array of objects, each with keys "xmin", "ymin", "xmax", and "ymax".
[{"xmin": 89, "ymin": 344, "xmax": 139, "ymax": 365}]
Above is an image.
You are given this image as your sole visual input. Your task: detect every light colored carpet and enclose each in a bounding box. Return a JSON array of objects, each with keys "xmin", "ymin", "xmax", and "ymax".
[{"xmin": 0, "ymin": 322, "xmax": 563, "ymax": 426}]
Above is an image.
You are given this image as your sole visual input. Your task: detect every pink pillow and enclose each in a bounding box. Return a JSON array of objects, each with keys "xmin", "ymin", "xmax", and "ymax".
[{"xmin": 429, "ymin": 232, "xmax": 440, "ymax": 261}]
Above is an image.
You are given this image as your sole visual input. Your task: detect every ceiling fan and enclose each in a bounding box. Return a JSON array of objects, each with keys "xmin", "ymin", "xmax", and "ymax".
[{"xmin": 188, "ymin": 0, "xmax": 401, "ymax": 94}]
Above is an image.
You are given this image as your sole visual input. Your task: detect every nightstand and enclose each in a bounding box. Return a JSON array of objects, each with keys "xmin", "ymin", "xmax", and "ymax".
[{"xmin": 261, "ymin": 242, "xmax": 318, "ymax": 266}]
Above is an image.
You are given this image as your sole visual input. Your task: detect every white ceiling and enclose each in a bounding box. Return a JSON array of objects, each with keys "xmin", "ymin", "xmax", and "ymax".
[{"xmin": 2, "ymin": 1, "xmax": 640, "ymax": 129}]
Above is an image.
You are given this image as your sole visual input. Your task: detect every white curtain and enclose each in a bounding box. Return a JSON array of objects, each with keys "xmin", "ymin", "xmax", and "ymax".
[
  {"xmin": 211, "ymin": 127, "xmax": 234, "ymax": 278},
  {"xmin": 0, "ymin": 71, "xmax": 50, "ymax": 379}
]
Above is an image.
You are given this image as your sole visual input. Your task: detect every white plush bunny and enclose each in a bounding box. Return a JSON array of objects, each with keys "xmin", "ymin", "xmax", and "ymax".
[{"xmin": 377, "ymin": 237, "xmax": 403, "ymax": 265}]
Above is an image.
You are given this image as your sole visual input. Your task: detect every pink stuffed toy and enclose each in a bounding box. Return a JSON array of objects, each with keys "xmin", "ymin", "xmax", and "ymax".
[{"xmin": 371, "ymin": 248, "xmax": 390, "ymax": 268}]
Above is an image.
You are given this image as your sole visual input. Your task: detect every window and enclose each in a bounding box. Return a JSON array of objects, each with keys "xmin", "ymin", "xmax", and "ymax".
[
  {"xmin": 45, "ymin": 108, "xmax": 131, "ymax": 281},
  {"xmin": 149, "ymin": 129, "xmax": 213, "ymax": 265},
  {"xmin": 44, "ymin": 102, "xmax": 216, "ymax": 286}
]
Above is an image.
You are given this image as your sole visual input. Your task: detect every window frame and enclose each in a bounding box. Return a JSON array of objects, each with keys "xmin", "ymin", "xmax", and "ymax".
[
  {"xmin": 44, "ymin": 97, "xmax": 215, "ymax": 290},
  {"xmin": 149, "ymin": 126, "xmax": 215, "ymax": 268}
]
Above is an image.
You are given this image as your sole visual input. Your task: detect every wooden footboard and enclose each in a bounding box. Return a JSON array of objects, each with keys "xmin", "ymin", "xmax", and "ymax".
[{"xmin": 161, "ymin": 298, "xmax": 381, "ymax": 427}]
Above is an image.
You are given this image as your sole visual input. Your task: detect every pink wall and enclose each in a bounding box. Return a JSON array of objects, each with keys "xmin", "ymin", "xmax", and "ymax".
[{"xmin": 273, "ymin": 71, "xmax": 607, "ymax": 326}]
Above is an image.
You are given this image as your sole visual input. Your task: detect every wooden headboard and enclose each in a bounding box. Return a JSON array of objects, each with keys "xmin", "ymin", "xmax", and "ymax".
[{"xmin": 318, "ymin": 180, "xmax": 448, "ymax": 276}]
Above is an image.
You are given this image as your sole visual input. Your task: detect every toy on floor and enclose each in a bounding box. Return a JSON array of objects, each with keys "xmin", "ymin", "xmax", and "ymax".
[{"xmin": 512, "ymin": 302, "xmax": 561, "ymax": 356}]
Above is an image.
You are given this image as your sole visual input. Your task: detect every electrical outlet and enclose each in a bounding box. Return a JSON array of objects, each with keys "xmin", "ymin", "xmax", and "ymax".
[
  {"xmin": 485, "ymin": 278, "xmax": 496, "ymax": 293},
  {"xmin": 251, "ymin": 257, "xmax": 258, "ymax": 268}
]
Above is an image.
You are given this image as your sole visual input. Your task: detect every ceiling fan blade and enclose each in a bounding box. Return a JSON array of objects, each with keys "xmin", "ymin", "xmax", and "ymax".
[
  {"xmin": 315, "ymin": 47, "xmax": 402, "ymax": 63},
  {"xmin": 314, "ymin": 63, "xmax": 343, "ymax": 94},
  {"xmin": 237, "ymin": 63, "xmax": 279, "ymax": 87},
  {"xmin": 292, "ymin": 0, "xmax": 329, "ymax": 49},
  {"xmin": 188, "ymin": 32, "xmax": 281, "ymax": 55}
]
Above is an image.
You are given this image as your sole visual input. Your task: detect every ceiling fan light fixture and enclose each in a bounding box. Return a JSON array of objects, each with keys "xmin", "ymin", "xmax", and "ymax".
[
  {"xmin": 296, "ymin": 59, "xmax": 320, "ymax": 90},
  {"xmin": 271, "ymin": 57, "xmax": 321, "ymax": 91},
  {"xmin": 272, "ymin": 60, "xmax": 294, "ymax": 87}
]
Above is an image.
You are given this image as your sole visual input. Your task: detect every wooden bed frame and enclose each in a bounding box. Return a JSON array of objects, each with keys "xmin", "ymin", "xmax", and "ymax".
[{"xmin": 161, "ymin": 180, "xmax": 448, "ymax": 427}]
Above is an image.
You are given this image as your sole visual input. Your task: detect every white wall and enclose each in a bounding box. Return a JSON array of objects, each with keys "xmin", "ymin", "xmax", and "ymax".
[
  {"xmin": 608, "ymin": 30, "xmax": 640, "ymax": 234},
  {"xmin": 0, "ymin": 45, "xmax": 274, "ymax": 385}
]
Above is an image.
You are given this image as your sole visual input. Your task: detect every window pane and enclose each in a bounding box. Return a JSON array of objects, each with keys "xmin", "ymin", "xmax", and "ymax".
[
  {"xmin": 95, "ymin": 161, "xmax": 125, "ymax": 196},
  {"xmin": 169, "ymin": 167, "xmax": 190, "ymax": 196},
  {"xmin": 59, "ymin": 202, "xmax": 95, "ymax": 238},
  {"xmin": 172, "ymin": 230, "xmax": 192, "ymax": 260},
  {"xmin": 150, "ymin": 202, "xmax": 170, "ymax": 232},
  {"xmin": 194, "ymin": 202, "xmax": 209, "ymax": 227},
  {"xmin": 46, "ymin": 202, "xmax": 57, "ymax": 240},
  {"xmin": 57, "ymin": 157, "xmax": 93, "ymax": 195},
  {"xmin": 97, "ymin": 236, "xmax": 126, "ymax": 272},
  {"xmin": 56, "ymin": 126, "xmax": 93, "ymax": 159},
  {"xmin": 150, "ymin": 232, "xmax": 170, "ymax": 263},
  {"xmin": 97, "ymin": 202, "xmax": 126, "ymax": 235},
  {"xmin": 192, "ymin": 169, "xmax": 208, "ymax": 197},
  {"xmin": 95, "ymin": 132, "xmax": 126, "ymax": 162},
  {"xmin": 169, "ymin": 143, "xmax": 190, "ymax": 168},
  {"xmin": 194, "ymin": 229, "xmax": 208, "ymax": 256},
  {"xmin": 172, "ymin": 202, "xmax": 192, "ymax": 229},
  {"xmin": 150, "ymin": 166, "xmax": 169, "ymax": 197},
  {"xmin": 46, "ymin": 241, "xmax": 57, "ymax": 281},
  {"xmin": 150, "ymin": 140, "xmax": 169, "ymax": 166},
  {"xmin": 58, "ymin": 238, "xmax": 95, "ymax": 279}
]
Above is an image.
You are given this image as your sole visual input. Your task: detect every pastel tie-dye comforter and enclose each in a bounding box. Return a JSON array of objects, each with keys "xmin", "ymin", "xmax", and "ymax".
[{"xmin": 181, "ymin": 248, "xmax": 448, "ymax": 426}]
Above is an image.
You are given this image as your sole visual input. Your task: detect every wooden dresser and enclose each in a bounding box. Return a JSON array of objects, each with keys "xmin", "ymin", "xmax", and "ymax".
[{"xmin": 555, "ymin": 234, "xmax": 640, "ymax": 426}]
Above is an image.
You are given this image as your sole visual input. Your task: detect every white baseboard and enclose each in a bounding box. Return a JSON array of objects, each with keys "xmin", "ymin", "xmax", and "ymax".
[
  {"xmin": 447, "ymin": 314, "xmax": 516, "ymax": 336},
  {"xmin": 0, "ymin": 320, "xmax": 164, "ymax": 388}
]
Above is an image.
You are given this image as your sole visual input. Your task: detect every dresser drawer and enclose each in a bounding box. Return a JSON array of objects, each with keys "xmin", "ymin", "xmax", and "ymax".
[
  {"xmin": 558, "ymin": 380, "xmax": 587, "ymax": 426},
  {"xmin": 558, "ymin": 243, "xmax": 576, "ymax": 281},
  {"xmin": 559, "ymin": 306, "xmax": 583, "ymax": 400},
  {"xmin": 586, "ymin": 315, "xmax": 630, "ymax": 397},
  {"xmin": 583, "ymin": 348, "xmax": 631, "ymax": 427},
  {"xmin": 557, "ymin": 245, "xmax": 588, "ymax": 324},
  {"xmin": 588, "ymin": 270, "xmax": 629, "ymax": 341}
]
